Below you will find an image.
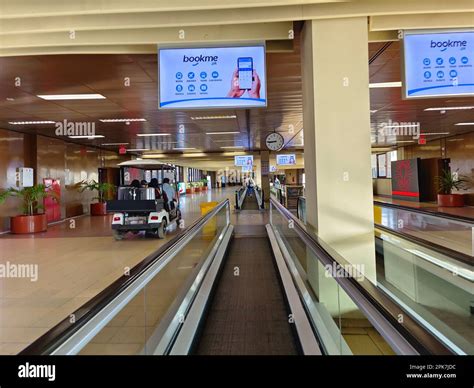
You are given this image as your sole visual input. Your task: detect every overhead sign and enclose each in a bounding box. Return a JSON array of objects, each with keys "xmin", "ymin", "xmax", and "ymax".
[
  {"xmin": 241, "ymin": 165, "xmax": 252, "ymax": 172},
  {"xmin": 276, "ymin": 154, "xmax": 296, "ymax": 166},
  {"xmin": 403, "ymin": 29, "xmax": 474, "ymax": 98},
  {"xmin": 234, "ymin": 155, "xmax": 253, "ymax": 167},
  {"xmin": 158, "ymin": 45, "xmax": 266, "ymax": 109}
]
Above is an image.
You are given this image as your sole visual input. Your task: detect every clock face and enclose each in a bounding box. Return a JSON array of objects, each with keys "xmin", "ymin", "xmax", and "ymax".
[{"xmin": 265, "ymin": 132, "xmax": 284, "ymax": 151}]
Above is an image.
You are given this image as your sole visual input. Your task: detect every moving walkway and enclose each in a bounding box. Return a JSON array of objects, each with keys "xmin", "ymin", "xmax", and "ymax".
[
  {"xmin": 20, "ymin": 199, "xmax": 459, "ymax": 356},
  {"xmin": 235, "ymin": 185, "xmax": 264, "ymax": 211}
]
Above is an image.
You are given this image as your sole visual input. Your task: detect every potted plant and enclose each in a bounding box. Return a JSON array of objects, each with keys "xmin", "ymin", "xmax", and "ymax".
[
  {"xmin": 435, "ymin": 169, "xmax": 470, "ymax": 207},
  {"xmin": 201, "ymin": 178, "xmax": 208, "ymax": 191},
  {"xmin": 0, "ymin": 184, "xmax": 58, "ymax": 234},
  {"xmin": 79, "ymin": 180, "xmax": 116, "ymax": 216},
  {"xmin": 194, "ymin": 182, "xmax": 201, "ymax": 193},
  {"xmin": 185, "ymin": 183, "xmax": 193, "ymax": 194}
]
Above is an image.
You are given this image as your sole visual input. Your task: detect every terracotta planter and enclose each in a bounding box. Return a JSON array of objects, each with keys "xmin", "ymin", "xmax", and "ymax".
[
  {"xmin": 194, "ymin": 187, "xmax": 201, "ymax": 192},
  {"xmin": 438, "ymin": 194, "xmax": 464, "ymax": 207},
  {"xmin": 202, "ymin": 186, "xmax": 208, "ymax": 191},
  {"xmin": 186, "ymin": 188, "xmax": 192, "ymax": 194},
  {"xmin": 90, "ymin": 202, "xmax": 107, "ymax": 216},
  {"xmin": 10, "ymin": 214, "xmax": 47, "ymax": 234}
]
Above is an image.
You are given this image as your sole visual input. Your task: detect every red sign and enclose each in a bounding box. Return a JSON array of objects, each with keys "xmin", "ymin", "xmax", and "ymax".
[
  {"xmin": 418, "ymin": 136, "xmax": 426, "ymax": 145},
  {"xmin": 119, "ymin": 145, "xmax": 127, "ymax": 155}
]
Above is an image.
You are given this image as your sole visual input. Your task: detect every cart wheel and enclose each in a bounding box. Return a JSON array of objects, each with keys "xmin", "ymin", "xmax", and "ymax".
[
  {"xmin": 114, "ymin": 231, "xmax": 124, "ymax": 241},
  {"xmin": 157, "ymin": 220, "xmax": 168, "ymax": 239},
  {"xmin": 176, "ymin": 209, "xmax": 182, "ymax": 222}
]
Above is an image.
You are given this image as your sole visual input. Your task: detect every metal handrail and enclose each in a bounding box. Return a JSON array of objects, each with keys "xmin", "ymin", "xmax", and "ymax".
[
  {"xmin": 269, "ymin": 197, "xmax": 454, "ymax": 355},
  {"xmin": 20, "ymin": 199, "xmax": 231, "ymax": 355}
]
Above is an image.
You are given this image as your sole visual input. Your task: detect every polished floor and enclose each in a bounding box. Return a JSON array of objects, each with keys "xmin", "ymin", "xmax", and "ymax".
[{"xmin": 0, "ymin": 187, "xmax": 237, "ymax": 355}]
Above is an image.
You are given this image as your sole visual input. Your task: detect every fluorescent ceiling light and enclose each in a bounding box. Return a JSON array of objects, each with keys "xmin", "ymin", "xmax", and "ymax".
[
  {"xmin": 37, "ymin": 94, "xmax": 106, "ymax": 100},
  {"xmin": 137, "ymin": 133, "xmax": 171, "ymax": 137},
  {"xmin": 191, "ymin": 115, "xmax": 236, "ymax": 120},
  {"xmin": 370, "ymin": 110, "xmax": 378, "ymax": 114},
  {"xmin": 101, "ymin": 142, "xmax": 129, "ymax": 146},
  {"xmin": 425, "ymin": 106, "xmax": 474, "ymax": 111},
  {"xmin": 447, "ymin": 138, "xmax": 464, "ymax": 142},
  {"xmin": 396, "ymin": 140, "xmax": 415, "ymax": 143},
  {"xmin": 9, "ymin": 121, "xmax": 55, "ymax": 125},
  {"xmin": 369, "ymin": 82, "xmax": 402, "ymax": 88},
  {"xmin": 455, "ymin": 122, "xmax": 474, "ymax": 126},
  {"xmin": 220, "ymin": 146, "xmax": 244, "ymax": 149},
  {"xmin": 206, "ymin": 131, "xmax": 240, "ymax": 135},
  {"xmin": 69, "ymin": 135, "xmax": 104, "ymax": 139},
  {"xmin": 127, "ymin": 148, "xmax": 149, "ymax": 152},
  {"xmin": 173, "ymin": 147, "xmax": 196, "ymax": 150},
  {"xmin": 419, "ymin": 132, "xmax": 450, "ymax": 136},
  {"xmin": 100, "ymin": 118, "xmax": 146, "ymax": 122}
]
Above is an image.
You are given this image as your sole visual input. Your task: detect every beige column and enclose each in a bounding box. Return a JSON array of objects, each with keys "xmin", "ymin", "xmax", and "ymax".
[{"xmin": 301, "ymin": 17, "xmax": 376, "ymax": 305}]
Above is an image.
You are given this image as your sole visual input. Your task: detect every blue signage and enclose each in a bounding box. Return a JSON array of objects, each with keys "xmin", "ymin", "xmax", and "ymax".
[
  {"xmin": 276, "ymin": 154, "xmax": 296, "ymax": 166},
  {"xmin": 159, "ymin": 45, "xmax": 266, "ymax": 109},
  {"xmin": 234, "ymin": 155, "xmax": 253, "ymax": 167},
  {"xmin": 403, "ymin": 30, "xmax": 474, "ymax": 98}
]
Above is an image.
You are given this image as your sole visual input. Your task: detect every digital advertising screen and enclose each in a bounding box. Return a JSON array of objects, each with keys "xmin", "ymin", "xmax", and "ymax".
[
  {"xmin": 241, "ymin": 165, "xmax": 252, "ymax": 173},
  {"xmin": 158, "ymin": 45, "xmax": 266, "ymax": 109},
  {"xmin": 276, "ymin": 154, "xmax": 296, "ymax": 166},
  {"xmin": 403, "ymin": 29, "xmax": 474, "ymax": 98},
  {"xmin": 234, "ymin": 155, "xmax": 253, "ymax": 167}
]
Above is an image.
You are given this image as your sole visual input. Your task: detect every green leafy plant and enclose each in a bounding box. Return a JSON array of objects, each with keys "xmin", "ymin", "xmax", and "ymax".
[
  {"xmin": 78, "ymin": 180, "xmax": 116, "ymax": 203},
  {"xmin": 435, "ymin": 169, "xmax": 470, "ymax": 195},
  {"xmin": 0, "ymin": 184, "xmax": 58, "ymax": 216}
]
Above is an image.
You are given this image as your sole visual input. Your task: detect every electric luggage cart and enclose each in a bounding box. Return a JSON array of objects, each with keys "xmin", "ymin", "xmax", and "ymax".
[{"xmin": 107, "ymin": 160, "xmax": 181, "ymax": 240}]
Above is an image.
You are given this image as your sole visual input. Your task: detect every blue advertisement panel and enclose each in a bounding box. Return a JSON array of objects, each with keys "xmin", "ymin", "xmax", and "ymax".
[
  {"xmin": 276, "ymin": 154, "xmax": 296, "ymax": 166},
  {"xmin": 234, "ymin": 155, "xmax": 253, "ymax": 167},
  {"xmin": 403, "ymin": 30, "xmax": 474, "ymax": 98},
  {"xmin": 159, "ymin": 45, "xmax": 266, "ymax": 109}
]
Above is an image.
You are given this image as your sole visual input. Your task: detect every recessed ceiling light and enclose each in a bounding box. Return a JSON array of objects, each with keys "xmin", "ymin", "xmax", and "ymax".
[
  {"xmin": 6, "ymin": 98, "xmax": 15, "ymax": 101},
  {"xmin": 68, "ymin": 135, "xmax": 105, "ymax": 139},
  {"xmin": 37, "ymin": 94, "xmax": 106, "ymax": 100},
  {"xmin": 370, "ymin": 110, "xmax": 378, "ymax": 114},
  {"xmin": 100, "ymin": 118, "xmax": 146, "ymax": 122},
  {"xmin": 101, "ymin": 142, "xmax": 130, "ymax": 146},
  {"xmin": 173, "ymin": 147, "xmax": 196, "ymax": 150},
  {"xmin": 220, "ymin": 146, "xmax": 244, "ymax": 149},
  {"xmin": 206, "ymin": 131, "xmax": 240, "ymax": 135},
  {"xmin": 127, "ymin": 148, "xmax": 149, "ymax": 152},
  {"xmin": 136, "ymin": 133, "xmax": 171, "ymax": 137},
  {"xmin": 369, "ymin": 82, "xmax": 402, "ymax": 88},
  {"xmin": 395, "ymin": 140, "xmax": 415, "ymax": 143},
  {"xmin": 191, "ymin": 115, "xmax": 236, "ymax": 120},
  {"xmin": 455, "ymin": 122, "xmax": 474, "ymax": 126},
  {"xmin": 9, "ymin": 121, "xmax": 55, "ymax": 125},
  {"xmin": 419, "ymin": 132, "xmax": 450, "ymax": 136},
  {"xmin": 425, "ymin": 106, "xmax": 474, "ymax": 111}
]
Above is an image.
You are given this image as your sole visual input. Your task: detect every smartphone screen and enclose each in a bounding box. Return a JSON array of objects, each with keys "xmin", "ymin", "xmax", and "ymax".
[{"xmin": 238, "ymin": 57, "xmax": 253, "ymax": 90}]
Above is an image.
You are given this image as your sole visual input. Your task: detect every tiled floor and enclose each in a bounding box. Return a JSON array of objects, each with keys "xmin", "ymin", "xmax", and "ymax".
[{"xmin": 0, "ymin": 187, "xmax": 237, "ymax": 354}]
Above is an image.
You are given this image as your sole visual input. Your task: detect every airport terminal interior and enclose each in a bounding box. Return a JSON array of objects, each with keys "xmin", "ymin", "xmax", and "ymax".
[{"xmin": 0, "ymin": 0, "xmax": 472, "ymax": 358}]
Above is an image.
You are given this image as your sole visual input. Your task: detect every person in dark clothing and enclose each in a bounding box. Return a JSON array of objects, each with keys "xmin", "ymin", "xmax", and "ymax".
[
  {"xmin": 149, "ymin": 178, "xmax": 162, "ymax": 199},
  {"xmin": 130, "ymin": 179, "xmax": 140, "ymax": 188}
]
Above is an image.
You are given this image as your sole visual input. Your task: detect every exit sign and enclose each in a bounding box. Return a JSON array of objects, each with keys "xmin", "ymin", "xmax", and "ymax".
[
  {"xmin": 119, "ymin": 145, "xmax": 127, "ymax": 155},
  {"xmin": 418, "ymin": 136, "xmax": 426, "ymax": 145}
]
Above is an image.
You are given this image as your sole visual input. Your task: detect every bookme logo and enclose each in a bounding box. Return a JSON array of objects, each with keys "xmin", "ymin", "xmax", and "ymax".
[
  {"xmin": 430, "ymin": 39, "xmax": 467, "ymax": 52},
  {"xmin": 183, "ymin": 54, "xmax": 218, "ymax": 66}
]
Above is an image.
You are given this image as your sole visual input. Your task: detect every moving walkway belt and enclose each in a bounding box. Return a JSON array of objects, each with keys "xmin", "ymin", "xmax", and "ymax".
[
  {"xmin": 194, "ymin": 230, "xmax": 299, "ymax": 355},
  {"xmin": 240, "ymin": 189, "xmax": 259, "ymax": 210}
]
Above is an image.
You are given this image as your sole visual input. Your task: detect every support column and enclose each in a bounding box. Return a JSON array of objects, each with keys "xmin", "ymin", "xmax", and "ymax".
[
  {"xmin": 260, "ymin": 150, "xmax": 270, "ymax": 202},
  {"xmin": 301, "ymin": 17, "xmax": 376, "ymax": 293}
]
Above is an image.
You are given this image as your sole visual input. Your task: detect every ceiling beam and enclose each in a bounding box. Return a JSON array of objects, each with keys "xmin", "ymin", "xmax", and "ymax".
[
  {"xmin": 0, "ymin": 22, "xmax": 293, "ymax": 50},
  {"xmin": 370, "ymin": 12, "xmax": 474, "ymax": 31}
]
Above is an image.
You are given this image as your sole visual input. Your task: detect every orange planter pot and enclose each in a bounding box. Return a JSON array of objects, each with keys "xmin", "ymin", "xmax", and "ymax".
[
  {"xmin": 438, "ymin": 194, "xmax": 464, "ymax": 207},
  {"xmin": 10, "ymin": 214, "xmax": 47, "ymax": 234},
  {"xmin": 194, "ymin": 187, "xmax": 201, "ymax": 192},
  {"xmin": 90, "ymin": 202, "xmax": 107, "ymax": 216},
  {"xmin": 186, "ymin": 188, "xmax": 192, "ymax": 194}
]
